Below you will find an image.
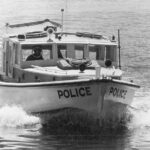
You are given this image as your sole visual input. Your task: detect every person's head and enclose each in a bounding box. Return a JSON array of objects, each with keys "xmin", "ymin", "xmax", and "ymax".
[
  {"xmin": 33, "ymin": 45, "xmax": 42, "ymax": 56},
  {"xmin": 105, "ymin": 59, "xmax": 112, "ymax": 67}
]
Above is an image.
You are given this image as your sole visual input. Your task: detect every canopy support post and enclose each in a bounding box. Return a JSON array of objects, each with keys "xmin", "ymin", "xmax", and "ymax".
[{"xmin": 118, "ymin": 29, "xmax": 121, "ymax": 69}]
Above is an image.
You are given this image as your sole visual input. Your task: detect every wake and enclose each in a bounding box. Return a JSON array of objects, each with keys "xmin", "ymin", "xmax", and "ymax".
[{"xmin": 0, "ymin": 105, "xmax": 41, "ymax": 128}]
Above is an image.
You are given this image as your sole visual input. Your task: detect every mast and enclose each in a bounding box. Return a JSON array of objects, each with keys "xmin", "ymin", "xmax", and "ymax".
[{"xmin": 118, "ymin": 29, "xmax": 121, "ymax": 69}]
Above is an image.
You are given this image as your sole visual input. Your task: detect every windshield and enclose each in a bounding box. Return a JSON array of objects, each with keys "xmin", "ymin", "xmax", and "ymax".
[
  {"xmin": 89, "ymin": 45, "xmax": 117, "ymax": 61},
  {"xmin": 21, "ymin": 44, "xmax": 53, "ymax": 61}
]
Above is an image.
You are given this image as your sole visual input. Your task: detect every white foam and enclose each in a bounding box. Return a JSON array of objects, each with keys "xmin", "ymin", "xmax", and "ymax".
[
  {"xmin": 0, "ymin": 105, "xmax": 41, "ymax": 128},
  {"xmin": 128, "ymin": 96, "xmax": 150, "ymax": 129}
]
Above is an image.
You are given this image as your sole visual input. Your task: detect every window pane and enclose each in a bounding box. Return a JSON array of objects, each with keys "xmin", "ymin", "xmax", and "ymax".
[
  {"xmin": 57, "ymin": 45, "xmax": 67, "ymax": 58},
  {"xmin": 89, "ymin": 45, "xmax": 104, "ymax": 60},
  {"xmin": 22, "ymin": 49, "xmax": 32, "ymax": 61},
  {"xmin": 22, "ymin": 44, "xmax": 52, "ymax": 61},
  {"xmin": 89, "ymin": 45, "xmax": 96, "ymax": 60},
  {"xmin": 3, "ymin": 52, "xmax": 6, "ymax": 72},
  {"xmin": 98, "ymin": 46, "xmax": 105, "ymax": 60},
  {"xmin": 75, "ymin": 45, "xmax": 84, "ymax": 59},
  {"xmin": 14, "ymin": 44, "xmax": 19, "ymax": 64},
  {"xmin": 42, "ymin": 50, "xmax": 51, "ymax": 60},
  {"xmin": 106, "ymin": 46, "xmax": 116, "ymax": 61}
]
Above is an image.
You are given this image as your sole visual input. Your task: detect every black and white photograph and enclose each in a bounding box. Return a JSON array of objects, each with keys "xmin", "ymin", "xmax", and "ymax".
[{"xmin": 0, "ymin": 0, "xmax": 149, "ymax": 149}]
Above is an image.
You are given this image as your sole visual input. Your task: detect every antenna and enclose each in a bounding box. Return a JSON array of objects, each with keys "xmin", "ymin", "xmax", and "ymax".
[
  {"xmin": 61, "ymin": 9, "xmax": 64, "ymax": 34},
  {"xmin": 5, "ymin": 23, "xmax": 9, "ymax": 34},
  {"xmin": 65, "ymin": 0, "xmax": 68, "ymax": 32},
  {"xmin": 118, "ymin": 29, "xmax": 121, "ymax": 69}
]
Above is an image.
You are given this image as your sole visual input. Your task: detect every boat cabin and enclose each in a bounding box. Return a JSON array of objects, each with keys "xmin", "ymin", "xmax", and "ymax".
[{"xmin": 0, "ymin": 31, "xmax": 120, "ymax": 82}]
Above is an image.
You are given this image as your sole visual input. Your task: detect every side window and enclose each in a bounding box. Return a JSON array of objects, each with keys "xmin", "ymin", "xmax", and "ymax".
[
  {"xmin": 105, "ymin": 46, "xmax": 116, "ymax": 61},
  {"xmin": 42, "ymin": 45, "xmax": 53, "ymax": 60},
  {"xmin": 89, "ymin": 45, "xmax": 97, "ymax": 60},
  {"xmin": 3, "ymin": 52, "xmax": 6, "ymax": 72},
  {"xmin": 8, "ymin": 44, "xmax": 12, "ymax": 74},
  {"xmin": 42, "ymin": 49, "xmax": 52, "ymax": 60},
  {"xmin": 22, "ymin": 49, "xmax": 32, "ymax": 61},
  {"xmin": 14, "ymin": 44, "xmax": 19, "ymax": 64},
  {"xmin": 57, "ymin": 45, "xmax": 67, "ymax": 58},
  {"xmin": 75, "ymin": 45, "xmax": 84, "ymax": 59},
  {"xmin": 97, "ymin": 46, "xmax": 105, "ymax": 60},
  {"xmin": 89, "ymin": 45, "xmax": 104, "ymax": 60}
]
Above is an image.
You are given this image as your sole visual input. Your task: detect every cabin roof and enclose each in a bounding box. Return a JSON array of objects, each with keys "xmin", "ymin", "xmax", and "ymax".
[
  {"xmin": 4, "ymin": 19, "xmax": 117, "ymax": 46},
  {"xmin": 7, "ymin": 32, "xmax": 117, "ymax": 46}
]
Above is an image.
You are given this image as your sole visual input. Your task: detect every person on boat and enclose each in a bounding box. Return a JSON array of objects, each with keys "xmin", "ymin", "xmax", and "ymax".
[
  {"xmin": 105, "ymin": 59, "xmax": 112, "ymax": 68},
  {"xmin": 26, "ymin": 45, "xmax": 43, "ymax": 61}
]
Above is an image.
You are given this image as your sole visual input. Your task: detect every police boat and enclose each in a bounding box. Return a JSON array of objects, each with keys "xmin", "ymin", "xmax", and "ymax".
[{"xmin": 0, "ymin": 19, "xmax": 140, "ymax": 123}]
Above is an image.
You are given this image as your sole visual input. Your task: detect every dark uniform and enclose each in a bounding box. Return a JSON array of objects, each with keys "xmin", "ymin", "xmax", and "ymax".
[
  {"xmin": 26, "ymin": 45, "xmax": 43, "ymax": 61},
  {"xmin": 26, "ymin": 54, "xmax": 43, "ymax": 61}
]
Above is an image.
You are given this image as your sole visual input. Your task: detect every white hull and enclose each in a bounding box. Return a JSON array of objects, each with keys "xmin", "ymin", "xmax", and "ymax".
[
  {"xmin": 99, "ymin": 80, "xmax": 137, "ymax": 122},
  {"xmin": 0, "ymin": 79, "xmax": 139, "ymax": 120}
]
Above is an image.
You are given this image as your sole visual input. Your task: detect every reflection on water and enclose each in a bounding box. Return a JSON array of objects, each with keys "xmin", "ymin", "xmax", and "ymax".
[
  {"xmin": 38, "ymin": 127, "xmax": 131, "ymax": 150},
  {"xmin": 0, "ymin": 127, "xmax": 40, "ymax": 149},
  {"xmin": 0, "ymin": 126, "xmax": 131, "ymax": 150}
]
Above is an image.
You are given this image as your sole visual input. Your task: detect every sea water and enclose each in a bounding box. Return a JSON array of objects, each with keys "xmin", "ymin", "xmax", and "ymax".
[{"xmin": 0, "ymin": 0, "xmax": 150, "ymax": 149}]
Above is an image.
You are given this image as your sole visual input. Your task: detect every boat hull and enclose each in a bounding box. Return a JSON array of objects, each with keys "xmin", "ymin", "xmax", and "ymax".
[
  {"xmin": 98, "ymin": 80, "xmax": 136, "ymax": 123},
  {"xmin": 0, "ymin": 79, "xmax": 139, "ymax": 121}
]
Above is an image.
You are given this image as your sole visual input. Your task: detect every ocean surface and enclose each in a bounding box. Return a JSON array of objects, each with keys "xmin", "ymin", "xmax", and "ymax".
[{"xmin": 0, "ymin": 0, "xmax": 150, "ymax": 149}]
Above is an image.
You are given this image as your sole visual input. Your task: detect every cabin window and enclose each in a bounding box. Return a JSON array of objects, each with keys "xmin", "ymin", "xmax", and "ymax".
[
  {"xmin": 14, "ymin": 44, "xmax": 19, "ymax": 64},
  {"xmin": 15, "ymin": 47, "xmax": 18, "ymax": 64},
  {"xmin": 3, "ymin": 52, "xmax": 6, "ymax": 72},
  {"xmin": 89, "ymin": 45, "xmax": 97, "ymax": 60},
  {"xmin": 8, "ymin": 44, "xmax": 13, "ymax": 74},
  {"xmin": 105, "ymin": 46, "xmax": 116, "ymax": 61},
  {"xmin": 42, "ymin": 45, "xmax": 53, "ymax": 60},
  {"xmin": 75, "ymin": 45, "xmax": 84, "ymax": 59},
  {"xmin": 22, "ymin": 44, "xmax": 53, "ymax": 61},
  {"xmin": 89, "ymin": 45, "xmax": 104, "ymax": 60},
  {"xmin": 57, "ymin": 45, "xmax": 67, "ymax": 58},
  {"xmin": 98, "ymin": 46, "xmax": 105, "ymax": 60}
]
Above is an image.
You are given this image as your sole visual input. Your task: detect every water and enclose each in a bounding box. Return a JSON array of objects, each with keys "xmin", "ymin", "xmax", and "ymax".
[{"xmin": 0, "ymin": 0, "xmax": 150, "ymax": 149}]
